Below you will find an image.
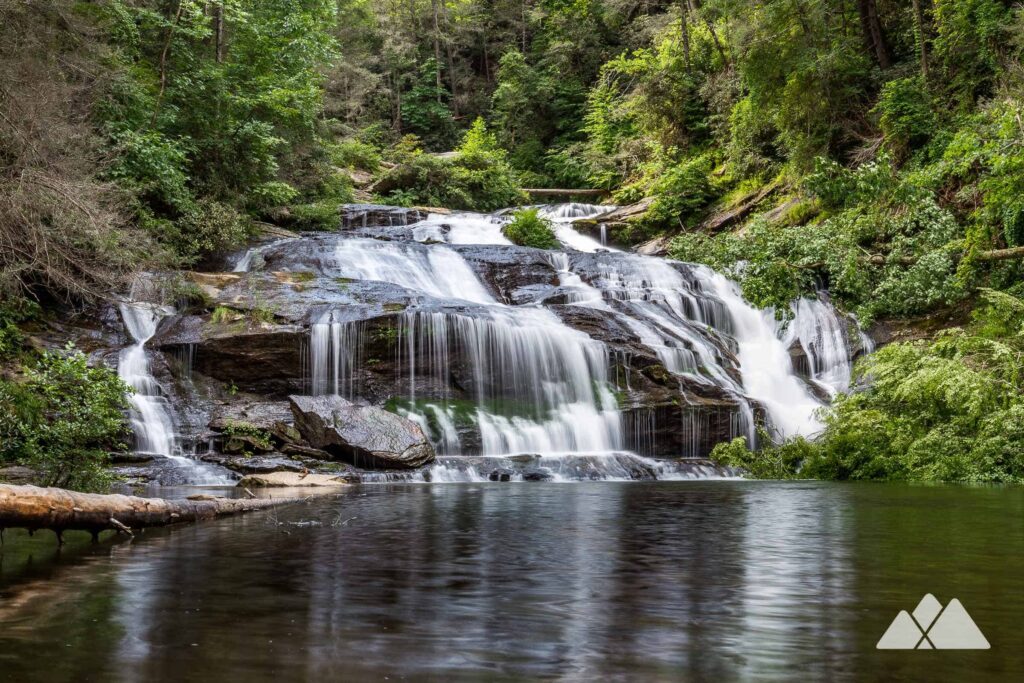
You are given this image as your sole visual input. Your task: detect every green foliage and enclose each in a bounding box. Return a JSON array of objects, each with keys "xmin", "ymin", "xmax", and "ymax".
[
  {"xmin": 636, "ymin": 154, "xmax": 715, "ymax": 233},
  {"xmin": 329, "ymin": 139, "xmax": 382, "ymax": 172},
  {"xmin": 97, "ymin": 0, "xmax": 339, "ymax": 262},
  {"xmin": 875, "ymin": 78, "xmax": 936, "ymax": 154},
  {"xmin": 379, "ymin": 120, "xmax": 525, "ymax": 211},
  {"xmin": 502, "ymin": 209, "xmax": 559, "ymax": 249},
  {"xmin": 402, "ymin": 59, "xmax": 457, "ymax": 150},
  {"xmin": 0, "ymin": 346, "xmax": 130, "ymax": 491},
  {"xmin": 672, "ymin": 156, "xmax": 971, "ymax": 322},
  {"xmin": 931, "ymin": 0, "xmax": 1013, "ymax": 105},
  {"xmin": 711, "ymin": 434, "xmax": 815, "ymax": 480},
  {"xmin": 0, "ymin": 301, "xmax": 39, "ymax": 362},
  {"xmin": 717, "ymin": 290, "xmax": 1024, "ymax": 483},
  {"xmin": 490, "ymin": 50, "xmax": 585, "ymax": 182},
  {"xmin": 161, "ymin": 200, "xmax": 255, "ymax": 266},
  {"xmin": 210, "ymin": 306, "xmax": 241, "ymax": 325}
]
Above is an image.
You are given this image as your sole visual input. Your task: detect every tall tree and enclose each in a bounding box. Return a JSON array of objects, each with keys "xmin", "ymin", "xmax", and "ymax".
[{"xmin": 857, "ymin": 0, "xmax": 892, "ymax": 69}]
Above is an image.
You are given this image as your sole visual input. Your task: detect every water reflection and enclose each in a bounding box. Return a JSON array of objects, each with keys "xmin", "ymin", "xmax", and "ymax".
[{"xmin": 1, "ymin": 482, "xmax": 1023, "ymax": 682}]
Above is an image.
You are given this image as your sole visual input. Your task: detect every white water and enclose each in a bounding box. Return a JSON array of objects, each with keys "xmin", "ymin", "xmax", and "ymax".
[
  {"xmin": 330, "ymin": 239, "xmax": 495, "ymax": 304},
  {"xmin": 783, "ymin": 297, "xmax": 875, "ymax": 398},
  {"xmin": 312, "ymin": 305, "xmax": 623, "ymax": 456},
  {"xmin": 118, "ymin": 302, "xmax": 232, "ymax": 485},
  {"xmin": 701, "ymin": 275, "xmax": 826, "ymax": 437},
  {"xmin": 410, "ymin": 203, "xmax": 612, "ymax": 253},
  {"xmin": 356, "ymin": 453, "xmax": 733, "ymax": 483},
  {"xmin": 296, "ymin": 203, "xmax": 868, "ymax": 469}
]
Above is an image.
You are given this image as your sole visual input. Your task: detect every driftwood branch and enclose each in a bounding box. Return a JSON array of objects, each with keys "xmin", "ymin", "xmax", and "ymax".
[{"xmin": 0, "ymin": 484, "xmax": 308, "ymax": 542}]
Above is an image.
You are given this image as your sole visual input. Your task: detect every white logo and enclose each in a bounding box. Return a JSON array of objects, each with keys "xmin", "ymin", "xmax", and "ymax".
[{"xmin": 877, "ymin": 594, "xmax": 990, "ymax": 649}]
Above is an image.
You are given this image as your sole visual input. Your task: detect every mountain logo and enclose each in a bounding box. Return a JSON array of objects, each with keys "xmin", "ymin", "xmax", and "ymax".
[{"xmin": 877, "ymin": 594, "xmax": 990, "ymax": 650}]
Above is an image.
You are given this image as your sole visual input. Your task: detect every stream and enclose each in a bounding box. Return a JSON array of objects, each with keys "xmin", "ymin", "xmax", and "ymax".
[{"xmin": 2, "ymin": 481, "xmax": 1023, "ymax": 681}]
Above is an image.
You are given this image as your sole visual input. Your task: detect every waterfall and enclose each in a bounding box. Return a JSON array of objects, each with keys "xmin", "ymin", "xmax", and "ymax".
[
  {"xmin": 700, "ymin": 274, "xmax": 826, "ymax": 437},
  {"xmin": 311, "ymin": 306, "xmax": 623, "ymax": 456},
  {"xmin": 118, "ymin": 302, "xmax": 232, "ymax": 485},
  {"xmin": 783, "ymin": 296, "xmax": 875, "ymax": 398},
  {"xmin": 293, "ymin": 202, "xmax": 868, "ymax": 466},
  {"xmin": 119, "ymin": 303, "xmax": 177, "ymax": 457}
]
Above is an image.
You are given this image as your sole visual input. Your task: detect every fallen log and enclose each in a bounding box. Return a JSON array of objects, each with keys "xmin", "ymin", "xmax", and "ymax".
[
  {"xmin": 0, "ymin": 484, "xmax": 309, "ymax": 544},
  {"xmin": 523, "ymin": 188, "xmax": 610, "ymax": 199}
]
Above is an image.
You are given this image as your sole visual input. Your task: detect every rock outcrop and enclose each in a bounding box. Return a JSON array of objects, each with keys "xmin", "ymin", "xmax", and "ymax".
[{"xmin": 289, "ymin": 395, "xmax": 436, "ymax": 469}]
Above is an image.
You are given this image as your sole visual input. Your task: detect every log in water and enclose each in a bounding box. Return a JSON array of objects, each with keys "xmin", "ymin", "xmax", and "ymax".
[{"xmin": 0, "ymin": 484, "xmax": 308, "ymax": 541}]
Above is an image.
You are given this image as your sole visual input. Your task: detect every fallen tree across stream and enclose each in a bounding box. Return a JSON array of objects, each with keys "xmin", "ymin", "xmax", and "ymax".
[{"xmin": 0, "ymin": 484, "xmax": 311, "ymax": 544}]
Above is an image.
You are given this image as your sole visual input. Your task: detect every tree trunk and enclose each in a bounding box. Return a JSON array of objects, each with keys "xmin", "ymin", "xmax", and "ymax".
[
  {"xmin": 214, "ymin": 1, "xmax": 225, "ymax": 64},
  {"xmin": 687, "ymin": 0, "xmax": 729, "ymax": 67},
  {"xmin": 857, "ymin": 0, "xmax": 892, "ymax": 69},
  {"xmin": 151, "ymin": 0, "xmax": 185, "ymax": 126},
  {"xmin": 911, "ymin": 0, "xmax": 930, "ymax": 80},
  {"xmin": 679, "ymin": 1, "xmax": 692, "ymax": 74},
  {"xmin": 431, "ymin": 0, "xmax": 443, "ymax": 103},
  {"xmin": 440, "ymin": 0, "xmax": 458, "ymax": 116},
  {"xmin": 0, "ymin": 484, "xmax": 309, "ymax": 542}
]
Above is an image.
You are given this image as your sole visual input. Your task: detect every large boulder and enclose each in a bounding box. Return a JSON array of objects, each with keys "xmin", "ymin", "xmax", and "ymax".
[{"xmin": 289, "ymin": 395, "xmax": 436, "ymax": 469}]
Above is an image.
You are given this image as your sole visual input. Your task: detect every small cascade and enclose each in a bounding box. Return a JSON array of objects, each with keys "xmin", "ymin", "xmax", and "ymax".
[
  {"xmin": 118, "ymin": 302, "xmax": 233, "ymax": 485},
  {"xmin": 538, "ymin": 203, "xmax": 610, "ymax": 220},
  {"xmin": 119, "ymin": 303, "xmax": 177, "ymax": 457},
  {"xmin": 700, "ymin": 273, "xmax": 827, "ymax": 437},
  {"xmin": 783, "ymin": 296, "xmax": 875, "ymax": 398},
  {"xmin": 329, "ymin": 239, "xmax": 495, "ymax": 304},
  {"xmin": 354, "ymin": 454, "xmax": 734, "ymax": 483},
  {"xmin": 310, "ymin": 305, "xmax": 624, "ymax": 456},
  {"xmin": 540, "ymin": 203, "xmax": 612, "ymax": 252}
]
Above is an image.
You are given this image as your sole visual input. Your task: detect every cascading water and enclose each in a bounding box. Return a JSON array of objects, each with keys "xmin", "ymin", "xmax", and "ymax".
[
  {"xmin": 308, "ymin": 241, "xmax": 624, "ymax": 455},
  {"xmin": 252, "ymin": 202, "xmax": 870, "ymax": 480},
  {"xmin": 782, "ymin": 296, "xmax": 874, "ymax": 398},
  {"xmin": 118, "ymin": 302, "xmax": 233, "ymax": 485},
  {"xmin": 119, "ymin": 303, "xmax": 178, "ymax": 457}
]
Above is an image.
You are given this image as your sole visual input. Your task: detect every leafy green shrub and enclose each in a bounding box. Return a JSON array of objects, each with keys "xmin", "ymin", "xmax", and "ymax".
[
  {"xmin": 377, "ymin": 120, "xmax": 525, "ymax": 211},
  {"xmin": 502, "ymin": 209, "xmax": 559, "ymax": 249},
  {"xmin": 329, "ymin": 139, "xmax": 382, "ymax": 172},
  {"xmin": 162, "ymin": 200, "xmax": 255, "ymax": 265},
  {"xmin": 289, "ymin": 200, "xmax": 345, "ymax": 231},
  {"xmin": 221, "ymin": 420, "xmax": 274, "ymax": 455},
  {"xmin": 0, "ymin": 300, "xmax": 38, "ymax": 362},
  {"xmin": 875, "ymin": 78, "xmax": 935, "ymax": 153},
  {"xmin": 711, "ymin": 434, "xmax": 814, "ymax": 480},
  {"xmin": 0, "ymin": 345, "xmax": 130, "ymax": 491}
]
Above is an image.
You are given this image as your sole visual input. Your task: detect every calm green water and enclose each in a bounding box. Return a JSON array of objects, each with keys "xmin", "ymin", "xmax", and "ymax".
[{"xmin": 1, "ymin": 481, "xmax": 1023, "ymax": 682}]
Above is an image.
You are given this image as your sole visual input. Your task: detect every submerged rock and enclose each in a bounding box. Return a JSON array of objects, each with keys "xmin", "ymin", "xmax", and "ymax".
[
  {"xmin": 289, "ymin": 395, "xmax": 436, "ymax": 469},
  {"xmin": 200, "ymin": 454, "xmax": 309, "ymax": 475},
  {"xmin": 238, "ymin": 471, "xmax": 350, "ymax": 488}
]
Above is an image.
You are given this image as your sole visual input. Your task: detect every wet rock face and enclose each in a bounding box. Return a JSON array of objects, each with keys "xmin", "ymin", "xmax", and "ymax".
[
  {"xmin": 290, "ymin": 395, "xmax": 436, "ymax": 469},
  {"xmin": 340, "ymin": 204, "xmax": 429, "ymax": 230}
]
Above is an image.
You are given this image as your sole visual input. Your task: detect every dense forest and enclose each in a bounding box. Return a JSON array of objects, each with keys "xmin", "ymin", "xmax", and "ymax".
[{"xmin": 2, "ymin": 0, "xmax": 1024, "ymax": 486}]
